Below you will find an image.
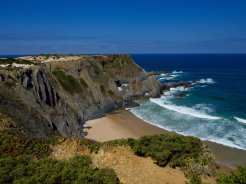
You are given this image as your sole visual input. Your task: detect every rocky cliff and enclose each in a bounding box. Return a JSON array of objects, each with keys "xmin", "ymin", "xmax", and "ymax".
[{"xmin": 0, "ymin": 55, "xmax": 161, "ymax": 138}]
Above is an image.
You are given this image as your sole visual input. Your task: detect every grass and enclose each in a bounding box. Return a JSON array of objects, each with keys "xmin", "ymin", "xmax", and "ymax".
[{"xmin": 52, "ymin": 69, "xmax": 82, "ymax": 94}]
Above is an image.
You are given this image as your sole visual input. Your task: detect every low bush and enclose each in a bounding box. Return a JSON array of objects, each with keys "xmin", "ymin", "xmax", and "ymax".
[
  {"xmin": 0, "ymin": 134, "xmax": 51, "ymax": 159},
  {"xmin": 132, "ymin": 134, "xmax": 203, "ymax": 167},
  {"xmin": 0, "ymin": 58, "xmax": 32, "ymax": 65},
  {"xmin": 0, "ymin": 134, "xmax": 120, "ymax": 184},
  {"xmin": 80, "ymin": 138, "xmax": 101, "ymax": 153},
  {"xmin": 80, "ymin": 138, "xmax": 135, "ymax": 153},
  {"xmin": 52, "ymin": 69, "xmax": 82, "ymax": 94},
  {"xmin": 0, "ymin": 155, "xmax": 119, "ymax": 184},
  {"xmin": 217, "ymin": 167, "xmax": 246, "ymax": 184},
  {"xmin": 190, "ymin": 174, "xmax": 202, "ymax": 184}
]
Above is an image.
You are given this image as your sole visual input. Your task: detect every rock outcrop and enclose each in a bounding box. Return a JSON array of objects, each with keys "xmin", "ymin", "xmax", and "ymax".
[{"xmin": 0, "ymin": 55, "xmax": 161, "ymax": 138}]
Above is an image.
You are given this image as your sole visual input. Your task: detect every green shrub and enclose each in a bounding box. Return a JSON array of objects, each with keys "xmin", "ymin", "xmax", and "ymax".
[
  {"xmin": 190, "ymin": 174, "xmax": 202, "ymax": 184},
  {"xmin": 132, "ymin": 134, "xmax": 203, "ymax": 167},
  {"xmin": 217, "ymin": 167, "xmax": 246, "ymax": 184},
  {"xmin": 0, "ymin": 134, "xmax": 51, "ymax": 159},
  {"xmin": 52, "ymin": 69, "xmax": 82, "ymax": 94},
  {"xmin": 80, "ymin": 139, "xmax": 101, "ymax": 153},
  {"xmin": 67, "ymin": 155, "xmax": 92, "ymax": 167},
  {"xmin": 80, "ymin": 138, "xmax": 136, "ymax": 153},
  {"xmin": 0, "ymin": 155, "xmax": 119, "ymax": 184},
  {"xmin": 0, "ymin": 58, "xmax": 32, "ymax": 65},
  {"xmin": 104, "ymin": 138, "xmax": 136, "ymax": 148}
]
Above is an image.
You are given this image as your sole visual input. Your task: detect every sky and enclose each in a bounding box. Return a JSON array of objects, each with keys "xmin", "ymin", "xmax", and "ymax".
[{"xmin": 0, "ymin": 0, "xmax": 246, "ymax": 54}]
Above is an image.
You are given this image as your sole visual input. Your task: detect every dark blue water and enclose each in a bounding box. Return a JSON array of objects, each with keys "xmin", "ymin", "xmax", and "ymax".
[
  {"xmin": 0, "ymin": 55, "xmax": 29, "ymax": 58},
  {"xmin": 131, "ymin": 54, "xmax": 246, "ymax": 150}
]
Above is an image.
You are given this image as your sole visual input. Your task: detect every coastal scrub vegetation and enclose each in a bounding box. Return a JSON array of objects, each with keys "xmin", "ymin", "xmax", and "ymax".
[
  {"xmin": 52, "ymin": 69, "xmax": 82, "ymax": 94},
  {"xmin": 217, "ymin": 167, "xmax": 246, "ymax": 184},
  {"xmin": 1, "ymin": 132, "xmax": 246, "ymax": 184},
  {"xmin": 80, "ymin": 134, "xmax": 215, "ymax": 182},
  {"xmin": 0, "ymin": 154, "xmax": 119, "ymax": 184},
  {"xmin": 0, "ymin": 133, "xmax": 52, "ymax": 159},
  {"xmin": 80, "ymin": 134, "xmax": 204, "ymax": 167},
  {"xmin": 133, "ymin": 134, "xmax": 203, "ymax": 167},
  {"xmin": 0, "ymin": 58, "xmax": 32, "ymax": 65},
  {"xmin": 0, "ymin": 133, "xmax": 120, "ymax": 184}
]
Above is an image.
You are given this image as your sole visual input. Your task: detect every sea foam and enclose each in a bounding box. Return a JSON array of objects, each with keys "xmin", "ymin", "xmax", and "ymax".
[
  {"xmin": 234, "ymin": 116, "xmax": 246, "ymax": 124},
  {"xmin": 150, "ymin": 98, "xmax": 221, "ymax": 120},
  {"xmin": 172, "ymin": 71, "xmax": 183, "ymax": 74},
  {"xmin": 197, "ymin": 78, "xmax": 215, "ymax": 84},
  {"xmin": 170, "ymin": 86, "xmax": 189, "ymax": 92}
]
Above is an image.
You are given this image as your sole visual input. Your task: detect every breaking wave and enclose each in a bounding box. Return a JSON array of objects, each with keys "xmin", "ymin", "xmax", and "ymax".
[
  {"xmin": 197, "ymin": 78, "xmax": 215, "ymax": 84},
  {"xmin": 150, "ymin": 98, "xmax": 221, "ymax": 120},
  {"xmin": 234, "ymin": 116, "xmax": 246, "ymax": 124},
  {"xmin": 172, "ymin": 71, "xmax": 183, "ymax": 74}
]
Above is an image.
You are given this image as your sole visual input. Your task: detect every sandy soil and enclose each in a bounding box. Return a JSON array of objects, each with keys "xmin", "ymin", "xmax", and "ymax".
[
  {"xmin": 52, "ymin": 139, "xmax": 188, "ymax": 184},
  {"xmin": 93, "ymin": 146, "xmax": 188, "ymax": 184},
  {"xmin": 84, "ymin": 110, "xmax": 246, "ymax": 168}
]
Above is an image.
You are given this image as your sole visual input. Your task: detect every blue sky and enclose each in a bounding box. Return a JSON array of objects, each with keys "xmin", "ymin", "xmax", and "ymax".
[{"xmin": 0, "ymin": 0, "xmax": 246, "ymax": 54}]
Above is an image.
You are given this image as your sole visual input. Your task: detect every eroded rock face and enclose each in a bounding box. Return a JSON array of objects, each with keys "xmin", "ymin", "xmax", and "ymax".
[{"xmin": 0, "ymin": 55, "xmax": 162, "ymax": 138}]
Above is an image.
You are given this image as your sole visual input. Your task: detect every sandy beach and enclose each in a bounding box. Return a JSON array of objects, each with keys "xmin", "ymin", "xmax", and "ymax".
[{"xmin": 84, "ymin": 110, "xmax": 246, "ymax": 168}]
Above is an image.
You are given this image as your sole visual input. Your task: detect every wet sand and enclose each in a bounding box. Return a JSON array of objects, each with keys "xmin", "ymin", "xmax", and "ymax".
[{"xmin": 84, "ymin": 110, "xmax": 246, "ymax": 168}]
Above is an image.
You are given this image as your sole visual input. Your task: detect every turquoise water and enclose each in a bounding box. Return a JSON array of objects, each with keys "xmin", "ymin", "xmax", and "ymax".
[{"xmin": 131, "ymin": 54, "xmax": 246, "ymax": 150}]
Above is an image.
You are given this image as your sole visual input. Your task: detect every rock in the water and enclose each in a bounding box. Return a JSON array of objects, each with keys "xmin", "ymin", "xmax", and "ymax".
[{"xmin": 176, "ymin": 93, "xmax": 186, "ymax": 98}]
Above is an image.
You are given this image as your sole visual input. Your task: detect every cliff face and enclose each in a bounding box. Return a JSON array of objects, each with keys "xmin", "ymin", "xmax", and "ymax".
[{"xmin": 0, "ymin": 55, "xmax": 161, "ymax": 138}]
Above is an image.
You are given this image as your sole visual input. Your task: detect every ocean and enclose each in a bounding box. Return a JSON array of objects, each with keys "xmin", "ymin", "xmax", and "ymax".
[{"xmin": 131, "ymin": 54, "xmax": 246, "ymax": 150}]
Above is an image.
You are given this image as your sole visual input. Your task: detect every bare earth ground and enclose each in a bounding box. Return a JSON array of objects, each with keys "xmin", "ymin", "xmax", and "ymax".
[{"xmin": 52, "ymin": 139, "xmax": 189, "ymax": 184}]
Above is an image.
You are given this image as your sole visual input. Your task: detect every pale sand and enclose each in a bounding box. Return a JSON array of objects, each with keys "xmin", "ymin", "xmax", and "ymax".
[{"xmin": 84, "ymin": 110, "xmax": 246, "ymax": 168}]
